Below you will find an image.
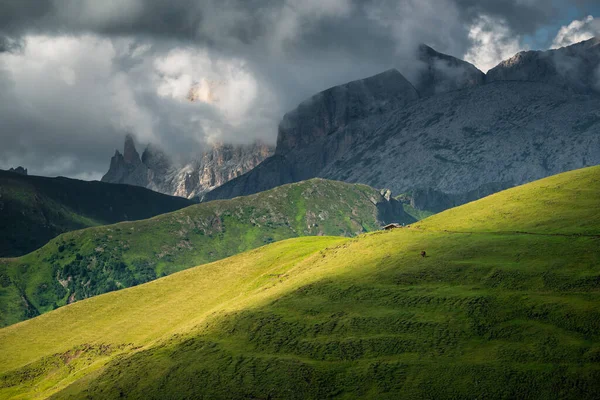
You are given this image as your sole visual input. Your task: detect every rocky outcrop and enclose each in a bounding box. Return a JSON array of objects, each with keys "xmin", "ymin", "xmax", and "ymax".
[
  {"xmin": 375, "ymin": 188, "xmax": 409, "ymax": 224},
  {"xmin": 414, "ymin": 44, "xmax": 485, "ymax": 97},
  {"xmin": 102, "ymin": 135, "xmax": 149, "ymax": 188},
  {"xmin": 102, "ymin": 137, "xmax": 274, "ymax": 199},
  {"xmin": 204, "ymin": 39, "xmax": 600, "ymax": 211},
  {"xmin": 316, "ymin": 81, "xmax": 600, "ymax": 203},
  {"xmin": 487, "ymin": 36, "xmax": 600, "ymax": 94},
  {"xmin": 276, "ymin": 69, "xmax": 419, "ymax": 156},
  {"xmin": 8, "ymin": 166, "xmax": 27, "ymax": 176}
]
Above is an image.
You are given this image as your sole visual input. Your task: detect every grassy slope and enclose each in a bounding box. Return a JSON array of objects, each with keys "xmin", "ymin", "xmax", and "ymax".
[
  {"xmin": 1, "ymin": 166, "xmax": 599, "ymax": 399},
  {"xmin": 0, "ymin": 170, "xmax": 194, "ymax": 258},
  {"xmin": 0, "ymin": 237, "xmax": 349, "ymax": 399},
  {"xmin": 0, "ymin": 179, "xmax": 411, "ymax": 327},
  {"xmin": 401, "ymin": 203, "xmax": 435, "ymax": 221},
  {"xmin": 415, "ymin": 166, "xmax": 600, "ymax": 234}
]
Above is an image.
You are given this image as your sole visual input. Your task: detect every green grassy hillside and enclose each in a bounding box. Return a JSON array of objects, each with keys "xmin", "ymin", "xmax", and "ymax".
[
  {"xmin": 0, "ymin": 170, "xmax": 194, "ymax": 258},
  {"xmin": 1, "ymin": 166, "xmax": 599, "ymax": 399},
  {"xmin": 416, "ymin": 166, "xmax": 600, "ymax": 234},
  {"xmin": 0, "ymin": 179, "xmax": 411, "ymax": 327}
]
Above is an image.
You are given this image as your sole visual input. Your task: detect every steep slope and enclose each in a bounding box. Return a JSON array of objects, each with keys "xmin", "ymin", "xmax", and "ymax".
[
  {"xmin": 0, "ymin": 179, "xmax": 410, "ymax": 327},
  {"xmin": 0, "ymin": 169, "xmax": 194, "ymax": 257},
  {"xmin": 487, "ymin": 36, "xmax": 600, "ymax": 94},
  {"xmin": 317, "ymin": 81, "xmax": 600, "ymax": 205},
  {"xmin": 1, "ymin": 166, "xmax": 600, "ymax": 399},
  {"xmin": 275, "ymin": 69, "xmax": 419, "ymax": 157},
  {"xmin": 206, "ymin": 82, "xmax": 600, "ymax": 209},
  {"xmin": 102, "ymin": 135, "xmax": 274, "ymax": 198},
  {"xmin": 413, "ymin": 44, "xmax": 485, "ymax": 97},
  {"xmin": 203, "ymin": 69, "xmax": 420, "ymax": 201}
]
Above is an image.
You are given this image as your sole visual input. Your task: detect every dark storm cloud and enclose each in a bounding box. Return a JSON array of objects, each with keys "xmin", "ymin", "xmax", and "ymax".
[
  {"xmin": 455, "ymin": 0, "xmax": 553, "ymax": 32},
  {"xmin": 0, "ymin": 1, "xmax": 54, "ymax": 31},
  {"xmin": 0, "ymin": 1, "xmax": 576, "ymax": 53},
  {"xmin": 0, "ymin": 36, "xmax": 24, "ymax": 53},
  {"xmin": 0, "ymin": 35, "xmax": 127, "ymax": 180},
  {"xmin": 0, "ymin": 0, "xmax": 586, "ymax": 77},
  {"xmin": 0, "ymin": 0, "xmax": 595, "ymax": 179}
]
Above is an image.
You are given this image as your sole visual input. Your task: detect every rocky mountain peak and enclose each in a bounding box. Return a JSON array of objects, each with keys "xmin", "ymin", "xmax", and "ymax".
[
  {"xmin": 414, "ymin": 44, "xmax": 485, "ymax": 97},
  {"xmin": 123, "ymin": 134, "xmax": 142, "ymax": 165},
  {"xmin": 276, "ymin": 68, "xmax": 418, "ymax": 155},
  {"xmin": 102, "ymin": 136, "xmax": 148, "ymax": 188},
  {"xmin": 102, "ymin": 137, "xmax": 274, "ymax": 199},
  {"xmin": 204, "ymin": 38, "xmax": 600, "ymax": 210},
  {"xmin": 486, "ymin": 36, "xmax": 600, "ymax": 94},
  {"xmin": 141, "ymin": 144, "xmax": 171, "ymax": 173}
]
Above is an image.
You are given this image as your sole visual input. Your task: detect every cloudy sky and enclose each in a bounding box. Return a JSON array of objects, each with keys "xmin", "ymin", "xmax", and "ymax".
[{"xmin": 1, "ymin": 0, "xmax": 599, "ymax": 180}]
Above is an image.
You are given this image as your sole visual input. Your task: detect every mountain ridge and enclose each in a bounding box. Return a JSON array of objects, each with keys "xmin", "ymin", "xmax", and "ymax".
[
  {"xmin": 0, "ymin": 178, "xmax": 411, "ymax": 327},
  {"xmin": 203, "ymin": 39, "xmax": 600, "ymax": 209},
  {"xmin": 102, "ymin": 136, "xmax": 274, "ymax": 199},
  {"xmin": 0, "ymin": 169, "xmax": 194, "ymax": 257},
  {"xmin": 487, "ymin": 36, "xmax": 600, "ymax": 94}
]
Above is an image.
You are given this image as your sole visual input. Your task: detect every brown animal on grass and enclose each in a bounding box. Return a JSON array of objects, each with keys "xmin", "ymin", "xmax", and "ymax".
[{"xmin": 421, "ymin": 251, "xmax": 426, "ymax": 258}]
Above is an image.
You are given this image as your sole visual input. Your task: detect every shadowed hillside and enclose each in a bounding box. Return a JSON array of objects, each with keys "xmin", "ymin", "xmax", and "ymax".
[{"xmin": 0, "ymin": 170, "xmax": 194, "ymax": 257}]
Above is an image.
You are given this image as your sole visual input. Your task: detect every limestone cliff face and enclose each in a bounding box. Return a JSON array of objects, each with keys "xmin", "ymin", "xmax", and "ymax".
[
  {"xmin": 276, "ymin": 69, "xmax": 419, "ymax": 157},
  {"xmin": 413, "ymin": 44, "xmax": 485, "ymax": 97},
  {"xmin": 204, "ymin": 39, "xmax": 600, "ymax": 211},
  {"xmin": 101, "ymin": 138, "xmax": 274, "ymax": 199},
  {"xmin": 487, "ymin": 36, "xmax": 600, "ymax": 94},
  {"xmin": 318, "ymin": 81, "xmax": 600, "ymax": 197},
  {"xmin": 101, "ymin": 135, "xmax": 149, "ymax": 187}
]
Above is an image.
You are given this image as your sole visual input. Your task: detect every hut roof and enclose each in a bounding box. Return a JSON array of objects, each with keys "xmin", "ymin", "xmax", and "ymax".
[{"xmin": 382, "ymin": 223, "xmax": 402, "ymax": 230}]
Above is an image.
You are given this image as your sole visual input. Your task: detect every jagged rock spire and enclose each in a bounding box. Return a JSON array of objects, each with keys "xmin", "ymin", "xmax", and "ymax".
[{"xmin": 123, "ymin": 134, "xmax": 142, "ymax": 165}]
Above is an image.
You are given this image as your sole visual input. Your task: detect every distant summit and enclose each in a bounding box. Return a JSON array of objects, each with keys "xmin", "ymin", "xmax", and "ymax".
[
  {"xmin": 276, "ymin": 68, "xmax": 418, "ymax": 157},
  {"xmin": 414, "ymin": 44, "xmax": 485, "ymax": 97},
  {"xmin": 102, "ymin": 136, "xmax": 274, "ymax": 199},
  {"xmin": 487, "ymin": 36, "xmax": 600, "ymax": 94}
]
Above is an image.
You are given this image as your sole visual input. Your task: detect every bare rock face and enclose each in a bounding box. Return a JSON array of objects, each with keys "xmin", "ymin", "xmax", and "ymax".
[
  {"xmin": 102, "ymin": 135, "xmax": 149, "ymax": 188},
  {"xmin": 414, "ymin": 44, "xmax": 485, "ymax": 97},
  {"xmin": 204, "ymin": 39, "xmax": 600, "ymax": 211},
  {"xmin": 102, "ymin": 138, "xmax": 274, "ymax": 199},
  {"xmin": 123, "ymin": 134, "xmax": 142, "ymax": 164},
  {"xmin": 8, "ymin": 166, "xmax": 28, "ymax": 176},
  {"xmin": 487, "ymin": 36, "xmax": 600, "ymax": 94},
  {"xmin": 276, "ymin": 69, "xmax": 419, "ymax": 157},
  {"xmin": 321, "ymin": 80, "xmax": 600, "ymax": 205},
  {"xmin": 169, "ymin": 142, "xmax": 275, "ymax": 198},
  {"xmin": 205, "ymin": 69, "xmax": 421, "ymax": 201}
]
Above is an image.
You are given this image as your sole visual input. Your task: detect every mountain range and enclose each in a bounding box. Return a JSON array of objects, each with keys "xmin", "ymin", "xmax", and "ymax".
[
  {"xmin": 102, "ymin": 136, "xmax": 273, "ymax": 199},
  {"xmin": 100, "ymin": 39, "xmax": 600, "ymax": 211},
  {"xmin": 203, "ymin": 38, "xmax": 600, "ymax": 211}
]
